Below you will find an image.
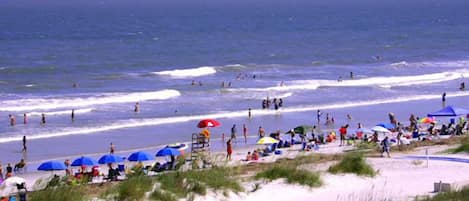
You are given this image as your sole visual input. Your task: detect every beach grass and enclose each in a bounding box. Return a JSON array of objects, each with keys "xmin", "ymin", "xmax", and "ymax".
[
  {"xmin": 150, "ymin": 189, "xmax": 178, "ymax": 201},
  {"xmin": 255, "ymin": 165, "xmax": 322, "ymax": 187},
  {"xmin": 414, "ymin": 187, "xmax": 469, "ymax": 201},
  {"xmin": 104, "ymin": 175, "xmax": 154, "ymax": 201},
  {"xmin": 156, "ymin": 166, "xmax": 243, "ymax": 198},
  {"xmin": 29, "ymin": 185, "xmax": 86, "ymax": 201},
  {"xmin": 328, "ymin": 152, "xmax": 376, "ymax": 177}
]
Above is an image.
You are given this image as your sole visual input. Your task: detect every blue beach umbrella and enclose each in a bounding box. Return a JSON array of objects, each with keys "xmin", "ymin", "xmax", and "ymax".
[
  {"xmin": 376, "ymin": 123, "xmax": 395, "ymax": 130},
  {"xmin": 71, "ymin": 156, "xmax": 99, "ymax": 167},
  {"xmin": 98, "ymin": 154, "xmax": 124, "ymax": 164},
  {"xmin": 37, "ymin": 160, "xmax": 67, "ymax": 171},
  {"xmin": 128, "ymin": 151, "xmax": 154, "ymax": 162},
  {"xmin": 156, "ymin": 147, "xmax": 181, "ymax": 157}
]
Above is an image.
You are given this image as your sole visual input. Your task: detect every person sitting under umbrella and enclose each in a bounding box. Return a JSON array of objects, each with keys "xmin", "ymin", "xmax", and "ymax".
[{"xmin": 14, "ymin": 159, "xmax": 26, "ymax": 173}]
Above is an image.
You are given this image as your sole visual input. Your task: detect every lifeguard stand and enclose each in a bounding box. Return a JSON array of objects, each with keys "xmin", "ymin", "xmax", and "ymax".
[{"xmin": 190, "ymin": 133, "xmax": 210, "ymax": 162}]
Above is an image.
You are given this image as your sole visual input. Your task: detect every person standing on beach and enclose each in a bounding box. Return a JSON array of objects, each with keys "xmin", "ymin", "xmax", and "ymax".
[
  {"xmin": 258, "ymin": 126, "xmax": 265, "ymax": 138},
  {"xmin": 22, "ymin": 136, "xmax": 27, "ymax": 152},
  {"xmin": 226, "ymin": 139, "xmax": 233, "ymax": 161},
  {"xmin": 23, "ymin": 113, "xmax": 27, "ymax": 124},
  {"xmin": 71, "ymin": 109, "xmax": 75, "ymax": 122},
  {"xmin": 347, "ymin": 114, "xmax": 352, "ymax": 123},
  {"xmin": 40, "ymin": 113, "xmax": 46, "ymax": 125},
  {"xmin": 339, "ymin": 124, "xmax": 349, "ymax": 146},
  {"xmin": 442, "ymin": 92, "xmax": 446, "ymax": 108},
  {"xmin": 279, "ymin": 98, "xmax": 283, "ymax": 108},
  {"xmin": 231, "ymin": 124, "xmax": 237, "ymax": 142},
  {"xmin": 350, "ymin": 71, "xmax": 354, "ymax": 79},
  {"xmin": 248, "ymin": 108, "xmax": 252, "ymax": 119},
  {"xmin": 243, "ymin": 124, "xmax": 248, "ymax": 143},
  {"xmin": 110, "ymin": 143, "xmax": 115, "ymax": 154}
]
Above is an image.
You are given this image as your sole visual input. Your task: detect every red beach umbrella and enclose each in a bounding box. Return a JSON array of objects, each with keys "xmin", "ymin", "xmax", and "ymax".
[{"xmin": 197, "ymin": 119, "xmax": 221, "ymax": 128}]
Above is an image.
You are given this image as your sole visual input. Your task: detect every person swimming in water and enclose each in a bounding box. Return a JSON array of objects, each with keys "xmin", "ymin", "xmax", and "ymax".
[
  {"xmin": 460, "ymin": 82, "xmax": 465, "ymax": 90},
  {"xmin": 41, "ymin": 113, "xmax": 46, "ymax": 125}
]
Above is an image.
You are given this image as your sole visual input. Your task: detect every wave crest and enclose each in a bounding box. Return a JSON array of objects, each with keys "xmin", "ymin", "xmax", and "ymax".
[
  {"xmin": 152, "ymin": 66, "xmax": 216, "ymax": 78},
  {"xmin": 0, "ymin": 89, "xmax": 181, "ymax": 112}
]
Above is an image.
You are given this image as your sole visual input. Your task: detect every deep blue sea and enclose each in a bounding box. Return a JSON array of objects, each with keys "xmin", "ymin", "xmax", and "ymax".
[{"xmin": 0, "ymin": 0, "xmax": 468, "ymax": 169}]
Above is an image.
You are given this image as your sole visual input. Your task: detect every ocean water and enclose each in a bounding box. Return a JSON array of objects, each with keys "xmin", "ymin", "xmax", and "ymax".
[{"xmin": 0, "ymin": 1, "xmax": 469, "ymax": 169}]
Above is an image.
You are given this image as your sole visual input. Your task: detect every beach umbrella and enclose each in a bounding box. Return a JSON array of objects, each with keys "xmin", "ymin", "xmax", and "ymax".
[
  {"xmin": 37, "ymin": 160, "xmax": 67, "ymax": 171},
  {"xmin": 376, "ymin": 123, "xmax": 395, "ymax": 130},
  {"xmin": 292, "ymin": 125, "xmax": 313, "ymax": 135},
  {"xmin": 2, "ymin": 176, "xmax": 26, "ymax": 187},
  {"xmin": 371, "ymin": 126, "xmax": 391, "ymax": 133},
  {"xmin": 71, "ymin": 156, "xmax": 98, "ymax": 167},
  {"xmin": 257, "ymin": 137, "xmax": 279, "ymax": 145},
  {"xmin": 98, "ymin": 154, "xmax": 124, "ymax": 164},
  {"xmin": 156, "ymin": 147, "xmax": 181, "ymax": 157},
  {"xmin": 197, "ymin": 119, "xmax": 221, "ymax": 128},
  {"xmin": 128, "ymin": 151, "xmax": 154, "ymax": 162},
  {"xmin": 419, "ymin": 117, "xmax": 437, "ymax": 124},
  {"xmin": 428, "ymin": 106, "xmax": 469, "ymax": 117}
]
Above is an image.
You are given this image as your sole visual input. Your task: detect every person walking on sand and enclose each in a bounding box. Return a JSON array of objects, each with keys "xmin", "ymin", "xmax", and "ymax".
[
  {"xmin": 243, "ymin": 124, "xmax": 248, "ymax": 143},
  {"xmin": 442, "ymin": 92, "xmax": 446, "ymax": 108},
  {"xmin": 231, "ymin": 124, "xmax": 237, "ymax": 142},
  {"xmin": 381, "ymin": 136, "xmax": 391, "ymax": 158},
  {"xmin": 9, "ymin": 115, "xmax": 15, "ymax": 126},
  {"xmin": 226, "ymin": 139, "xmax": 233, "ymax": 161},
  {"xmin": 22, "ymin": 136, "xmax": 27, "ymax": 152},
  {"xmin": 110, "ymin": 143, "xmax": 115, "ymax": 154}
]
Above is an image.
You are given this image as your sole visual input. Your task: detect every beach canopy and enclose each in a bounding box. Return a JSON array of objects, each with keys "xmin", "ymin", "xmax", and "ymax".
[
  {"xmin": 376, "ymin": 123, "xmax": 395, "ymax": 129},
  {"xmin": 38, "ymin": 160, "xmax": 67, "ymax": 171},
  {"xmin": 71, "ymin": 156, "xmax": 99, "ymax": 167},
  {"xmin": 427, "ymin": 106, "xmax": 469, "ymax": 117},
  {"xmin": 257, "ymin": 137, "xmax": 279, "ymax": 145},
  {"xmin": 128, "ymin": 151, "xmax": 154, "ymax": 161},
  {"xmin": 197, "ymin": 119, "xmax": 221, "ymax": 128},
  {"xmin": 371, "ymin": 126, "xmax": 391, "ymax": 133},
  {"xmin": 156, "ymin": 147, "xmax": 181, "ymax": 157},
  {"xmin": 98, "ymin": 154, "xmax": 124, "ymax": 164}
]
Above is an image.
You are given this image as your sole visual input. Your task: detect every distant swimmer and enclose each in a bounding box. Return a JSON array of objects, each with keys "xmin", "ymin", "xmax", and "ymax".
[
  {"xmin": 23, "ymin": 113, "xmax": 27, "ymax": 124},
  {"xmin": 337, "ymin": 76, "xmax": 343, "ymax": 82},
  {"xmin": 221, "ymin": 81, "xmax": 225, "ymax": 88},
  {"xmin": 191, "ymin": 80, "xmax": 196, "ymax": 86},
  {"xmin": 134, "ymin": 102, "xmax": 140, "ymax": 112},
  {"xmin": 9, "ymin": 114, "xmax": 15, "ymax": 126},
  {"xmin": 278, "ymin": 98, "xmax": 283, "ymax": 107},
  {"xmin": 71, "ymin": 109, "xmax": 75, "ymax": 122},
  {"xmin": 375, "ymin": 56, "xmax": 381, "ymax": 60},
  {"xmin": 460, "ymin": 82, "xmax": 465, "ymax": 90},
  {"xmin": 198, "ymin": 81, "xmax": 203, "ymax": 86},
  {"xmin": 41, "ymin": 113, "xmax": 46, "ymax": 125},
  {"xmin": 72, "ymin": 83, "xmax": 77, "ymax": 88},
  {"xmin": 350, "ymin": 72, "xmax": 354, "ymax": 79},
  {"xmin": 280, "ymin": 81, "xmax": 285, "ymax": 86},
  {"xmin": 248, "ymin": 108, "xmax": 252, "ymax": 119},
  {"xmin": 228, "ymin": 82, "xmax": 232, "ymax": 87},
  {"xmin": 253, "ymin": 74, "xmax": 256, "ymax": 79},
  {"xmin": 347, "ymin": 114, "xmax": 352, "ymax": 122}
]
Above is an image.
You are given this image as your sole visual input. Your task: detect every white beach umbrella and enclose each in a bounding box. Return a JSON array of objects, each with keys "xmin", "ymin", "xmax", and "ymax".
[
  {"xmin": 2, "ymin": 176, "xmax": 26, "ymax": 187},
  {"xmin": 371, "ymin": 126, "xmax": 391, "ymax": 133}
]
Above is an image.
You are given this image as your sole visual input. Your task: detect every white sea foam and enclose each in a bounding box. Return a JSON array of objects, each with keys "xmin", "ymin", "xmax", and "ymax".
[
  {"xmin": 390, "ymin": 61, "xmax": 409, "ymax": 67},
  {"xmin": 0, "ymin": 89, "xmax": 181, "ymax": 111},
  {"xmin": 1, "ymin": 91, "xmax": 468, "ymax": 143},
  {"xmin": 229, "ymin": 69, "xmax": 469, "ymax": 92},
  {"xmin": 28, "ymin": 108, "xmax": 94, "ymax": 116},
  {"xmin": 152, "ymin": 66, "xmax": 216, "ymax": 78},
  {"xmin": 389, "ymin": 60, "xmax": 469, "ymax": 68}
]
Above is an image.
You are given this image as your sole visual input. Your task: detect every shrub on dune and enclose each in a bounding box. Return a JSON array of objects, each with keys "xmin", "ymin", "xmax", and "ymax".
[{"xmin": 328, "ymin": 152, "xmax": 376, "ymax": 177}]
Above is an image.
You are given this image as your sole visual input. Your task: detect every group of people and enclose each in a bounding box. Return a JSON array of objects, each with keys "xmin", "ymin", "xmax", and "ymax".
[{"xmin": 261, "ymin": 97, "xmax": 283, "ymax": 110}]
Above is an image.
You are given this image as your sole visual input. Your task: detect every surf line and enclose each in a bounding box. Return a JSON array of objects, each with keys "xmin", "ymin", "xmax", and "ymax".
[{"xmin": 1, "ymin": 91, "xmax": 468, "ymax": 143}]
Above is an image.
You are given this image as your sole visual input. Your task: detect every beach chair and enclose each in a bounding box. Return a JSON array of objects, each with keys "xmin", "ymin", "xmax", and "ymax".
[{"xmin": 118, "ymin": 164, "xmax": 125, "ymax": 172}]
